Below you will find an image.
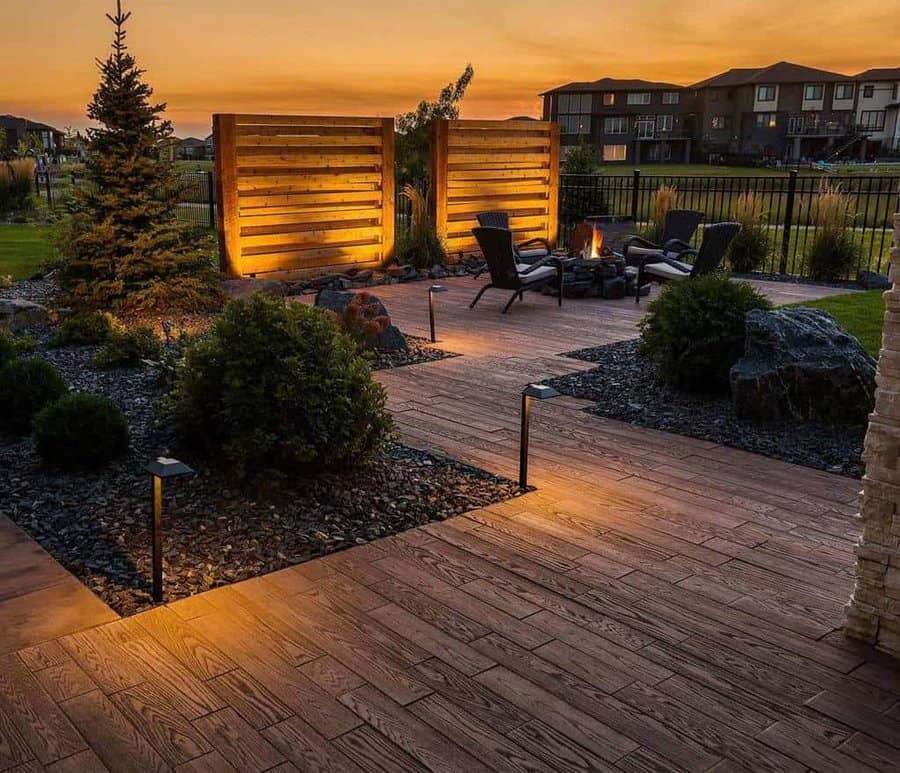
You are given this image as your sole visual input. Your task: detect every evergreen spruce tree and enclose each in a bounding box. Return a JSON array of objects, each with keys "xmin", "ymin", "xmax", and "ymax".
[{"xmin": 58, "ymin": 1, "xmax": 220, "ymax": 312}]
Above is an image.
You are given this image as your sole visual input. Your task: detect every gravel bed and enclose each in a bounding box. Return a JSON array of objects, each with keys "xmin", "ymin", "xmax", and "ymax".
[
  {"xmin": 547, "ymin": 339, "xmax": 865, "ymax": 478},
  {"xmin": 0, "ymin": 326, "xmax": 509, "ymax": 616},
  {"xmin": 372, "ymin": 336, "xmax": 459, "ymax": 370}
]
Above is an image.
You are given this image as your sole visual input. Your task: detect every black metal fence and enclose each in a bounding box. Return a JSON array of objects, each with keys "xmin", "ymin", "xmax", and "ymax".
[
  {"xmin": 176, "ymin": 171, "xmax": 216, "ymax": 230},
  {"xmin": 560, "ymin": 170, "xmax": 900, "ymax": 277}
]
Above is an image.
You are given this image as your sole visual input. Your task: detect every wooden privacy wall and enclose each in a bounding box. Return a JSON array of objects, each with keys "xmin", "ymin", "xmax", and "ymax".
[
  {"xmin": 213, "ymin": 115, "xmax": 394, "ymax": 278},
  {"xmin": 430, "ymin": 119, "xmax": 560, "ymax": 256}
]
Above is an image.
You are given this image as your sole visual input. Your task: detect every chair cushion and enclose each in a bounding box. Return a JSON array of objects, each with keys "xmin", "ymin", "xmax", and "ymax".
[
  {"xmin": 517, "ymin": 248, "xmax": 550, "ymax": 260},
  {"xmin": 518, "ymin": 265, "xmax": 556, "ymax": 284},
  {"xmin": 644, "ymin": 261, "xmax": 691, "ymax": 280}
]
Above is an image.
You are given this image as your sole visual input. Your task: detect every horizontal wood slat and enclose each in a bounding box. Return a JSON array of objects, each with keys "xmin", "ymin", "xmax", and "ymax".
[
  {"xmin": 214, "ymin": 114, "xmax": 395, "ymax": 277},
  {"xmin": 431, "ymin": 119, "xmax": 560, "ymax": 257}
]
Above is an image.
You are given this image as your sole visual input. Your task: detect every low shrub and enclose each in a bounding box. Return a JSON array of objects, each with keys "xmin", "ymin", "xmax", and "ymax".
[
  {"xmin": 0, "ymin": 357, "xmax": 68, "ymax": 435},
  {"xmin": 728, "ymin": 192, "xmax": 770, "ymax": 273},
  {"xmin": 638, "ymin": 275, "xmax": 772, "ymax": 392},
  {"xmin": 50, "ymin": 311, "xmax": 118, "ymax": 347},
  {"xmin": 94, "ymin": 327, "xmax": 163, "ymax": 369},
  {"xmin": 168, "ymin": 296, "xmax": 393, "ymax": 480},
  {"xmin": 33, "ymin": 392, "xmax": 130, "ymax": 470},
  {"xmin": 0, "ymin": 159, "xmax": 35, "ymax": 213},
  {"xmin": 333, "ymin": 292, "xmax": 390, "ymax": 351},
  {"xmin": 395, "ymin": 184, "xmax": 447, "ymax": 269},
  {"xmin": 806, "ymin": 183, "xmax": 860, "ymax": 281},
  {"xmin": 0, "ymin": 329, "xmax": 19, "ymax": 368}
]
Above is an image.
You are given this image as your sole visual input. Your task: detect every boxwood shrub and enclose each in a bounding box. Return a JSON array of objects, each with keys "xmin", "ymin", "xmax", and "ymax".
[
  {"xmin": 168, "ymin": 296, "xmax": 393, "ymax": 480},
  {"xmin": 0, "ymin": 357, "xmax": 68, "ymax": 435},
  {"xmin": 50, "ymin": 311, "xmax": 117, "ymax": 347},
  {"xmin": 34, "ymin": 393, "xmax": 130, "ymax": 470},
  {"xmin": 638, "ymin": 275, "xmax": 772, "ymax": 392},
  {"xmin": 94, "ymin": 327, "xmax": 163, "ymax": 369}
]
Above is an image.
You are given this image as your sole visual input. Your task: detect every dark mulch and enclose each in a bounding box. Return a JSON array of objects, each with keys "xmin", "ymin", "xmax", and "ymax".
[
  {"xmin": 0, "ymin": 327, "xmax": 509, "ymax": 616},
  {"xmin": 547, "ymin": 339, "xmax": 865, "ymax": 478},
  {"xmin": 372, "ymin": 336, "xmax": 459, "ymax": 369}
]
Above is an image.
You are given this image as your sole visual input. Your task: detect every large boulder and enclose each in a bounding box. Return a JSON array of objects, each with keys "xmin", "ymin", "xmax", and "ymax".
[
  {"xmin": 730, "ymin": 307, "xmax": 876, "ymax": 424},
  {"xmin": 0, "ymin": 298, "xmax": 51, "ymax": 332},
  {"xmin": 314, "ymin": 289, "xmax": 408, "ymax": 352}
]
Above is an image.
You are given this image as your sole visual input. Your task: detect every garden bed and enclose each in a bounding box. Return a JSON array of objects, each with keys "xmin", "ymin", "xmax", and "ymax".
[
  {"xmin": 0, "ymin": 301, "xmax": 497, "ymax": 616},
  {"xmin": 547, "ymin": 339, "xmax": 865, "ymax": 478}
]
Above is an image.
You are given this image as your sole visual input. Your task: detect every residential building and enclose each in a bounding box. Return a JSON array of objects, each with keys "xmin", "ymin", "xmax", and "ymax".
[
  {"xmin": 179, "ymin": 137, "xmax": 207, "ymax": 160},
  {"xmin": 854, "ymin": 68, "xmax": 900, "ymax": 155},
  {"xmin": 540, "ymin": 78, "xmax": 698, "ymax": 164},
  {"xmin": 0, "ymin": 115, "xmax": 64, "ymax": 156},
  {"xmin": 204, "ymin": 133, "xmax": 214, "ymax": 159}
]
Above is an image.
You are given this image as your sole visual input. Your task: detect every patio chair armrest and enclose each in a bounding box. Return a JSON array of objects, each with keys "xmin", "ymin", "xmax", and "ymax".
[
  {"xmin": 516, "ymin": 237, "xmax": 552, "ymax": 253},
  {"xmin": 519, "ymin": 255, "xmax": 556, "ymax": 275},
  {"xmin": 662, "ymin": 238, "xmax": 694, "ymax": 254},
  {"xmin": 622, "ymin": 235, "xmax": 661, "ymax": 253}
]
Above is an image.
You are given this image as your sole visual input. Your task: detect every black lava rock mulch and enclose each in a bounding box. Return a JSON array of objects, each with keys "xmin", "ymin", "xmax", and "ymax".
[
  {"xmin": 372, "ymin": 336, "xmax": 459, "ymax": 370},
  {"xmin": 0, "ymin": 330, "xmax": 509, "ymax": 616},
  {"xmin": 547, "ymin": 339, "xmax": 865, "ymax": 478}
]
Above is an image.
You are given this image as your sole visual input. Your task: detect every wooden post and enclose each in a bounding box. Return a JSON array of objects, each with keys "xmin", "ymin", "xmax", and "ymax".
[
  {"xmin": 213, "ymin": 114, "xmax": 241, "ymax": 278},
  {"xmin": 547, "ymin": 122, "xmax": 561, "ymax": 249},
  {"xmin": 431, "ymin": 119, "xmax": 449, "ymax": 244},
  {"xmin": 381, "ymin": 118, "xmax": 396, "ymax": 264}
]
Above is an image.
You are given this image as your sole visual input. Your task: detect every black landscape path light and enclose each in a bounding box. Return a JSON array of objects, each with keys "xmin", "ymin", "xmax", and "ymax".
[
  {"xmin": 518, "ymin": 383, "xmax": 559, "ymax": 491},
  {"xmin": 146, "ymin": 457, "xmax": 194, "ymax": 602},
  {"xmin": 428, "ymin": 284, "xmax": 448, "ymax": 343}
]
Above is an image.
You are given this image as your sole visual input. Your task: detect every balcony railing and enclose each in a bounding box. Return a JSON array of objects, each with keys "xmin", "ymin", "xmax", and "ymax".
[{"xmin": 785, "ymin": 123, "xmax": 874, "ymax": 137}]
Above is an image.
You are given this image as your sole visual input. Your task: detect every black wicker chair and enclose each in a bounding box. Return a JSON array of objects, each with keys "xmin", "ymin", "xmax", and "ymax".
[
  {"xmin": 622, "ymin": 208, "xmax": 705, "ymax": 265},
  {"xmin": 476, "ymin": 211, "xmax": 552, "ymax": 263},
  {"xmin": 633, "ymin": 222, "xmax": 741, "ymax": 303},
  {"xmin": 470, "ymin": 226, "xmax": 561, "ymax": 314}
]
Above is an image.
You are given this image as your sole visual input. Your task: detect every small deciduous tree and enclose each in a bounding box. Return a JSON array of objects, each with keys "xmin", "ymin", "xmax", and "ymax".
[
  {"xmin": 56, "ymin": 0, "xmax": 220, "ymax": 312},
  {"xmin": 561, "ymin": 140, "xmax": 600, "ymax": 175}
]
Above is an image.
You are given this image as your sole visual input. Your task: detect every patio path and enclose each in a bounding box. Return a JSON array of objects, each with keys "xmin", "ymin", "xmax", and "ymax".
[{"xmin": 3, "ymin": 277, "xmax": 899, "ymax": 771}]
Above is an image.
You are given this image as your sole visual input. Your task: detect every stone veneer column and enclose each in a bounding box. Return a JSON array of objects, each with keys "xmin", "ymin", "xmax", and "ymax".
[{"xmin": 846, "ymin": 213, "xmax": 900, "ymax": 656}]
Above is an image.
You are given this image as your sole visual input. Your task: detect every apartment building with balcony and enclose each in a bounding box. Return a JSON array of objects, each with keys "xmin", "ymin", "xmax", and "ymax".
[
  {"xmin": 854, "ymin": 68, "xmax": 900, "ymax": 155},
  {"xmin": 539, "ymin": 78, "xmax": 698, "ymax": 164}
]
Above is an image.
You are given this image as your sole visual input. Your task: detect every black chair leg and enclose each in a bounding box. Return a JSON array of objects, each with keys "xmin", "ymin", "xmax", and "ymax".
[
  {"xmin": 502, "ymin": 291, "xmax": 519, "ymax": 314},
  {"xmin": 635, "ymin": 265, "xmax": 643, "ymax": 305},
  {"xmin": 518, "ymin": 291, "xmax": 524, "ymax": 302},
  {"xmin": 470, "ymin": 284, "xmax": 492, "ymax": 309}
]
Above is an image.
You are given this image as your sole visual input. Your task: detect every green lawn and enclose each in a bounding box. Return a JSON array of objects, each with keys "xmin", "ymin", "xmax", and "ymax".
[
  {"xmin": 789, "ymin": 290, "xmax": 884, "ymax": 356},
  {"xmin": 0, "ymin": 225, "xmax": 57, "ymax": 280}
]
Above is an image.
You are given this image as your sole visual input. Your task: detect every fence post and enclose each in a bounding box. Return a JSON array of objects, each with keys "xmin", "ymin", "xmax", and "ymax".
[
  {"xmin": 631, "ymin": 169, "xmax": 641, "ymax": 222},
  {"xmin": 779, "ymin": 169, "xmax": 798, "ymax": 275},
  {"xmin": 206, "ymin": 170, "xmax": 215, "ymax": 229}
]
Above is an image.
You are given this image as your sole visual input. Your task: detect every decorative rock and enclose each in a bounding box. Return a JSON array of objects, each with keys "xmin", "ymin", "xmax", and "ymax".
[
  {"xmin": 222, "ymin": 278, "xmax": 285, "ymax": 300},
  {"xmin": 314, "ymin": 289, "xmax": 408, "ymax": 352},
  {"xmin": 429, "ymin": 265, "xmax": 448, "ymax": 279},
  {"xmin": 730, "ymin": 307, "xmax": 876, "ymax": 425},
  {"xmin": 0, "ymin": 298, "xmax": 51, "ymax": 332},
  {"xmin": 858, "ymin": 270, "xmax": 891, "ymax": 290}
]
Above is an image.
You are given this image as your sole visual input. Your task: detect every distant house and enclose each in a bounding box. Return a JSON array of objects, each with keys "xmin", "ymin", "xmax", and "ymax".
[
  {"xmin": 204, "ymin": 133, "xmax": 214, "ymax": 159},
  {"xmin": 179, "ymin": 137, "xmax": 207, "ymax": 160},
  {"xmin": 158, "ymin": 137, "xmax": 180, "ymax": 162},
  {"xmin": 0, "ymin": 115, "xmax": 64, "ymax": 156},
  {"xmin": 854, "ymin": 68, "xmax": 900, "ymax": 155}
]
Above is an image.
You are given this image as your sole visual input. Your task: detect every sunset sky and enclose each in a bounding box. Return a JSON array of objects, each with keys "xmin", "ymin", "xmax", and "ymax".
[{"xmin": 3, "ymin": 0, "xmax": 898, "ymax": 139}]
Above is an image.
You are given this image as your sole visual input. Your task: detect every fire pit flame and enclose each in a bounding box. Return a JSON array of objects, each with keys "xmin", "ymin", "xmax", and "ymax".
[{"xmin": 590, "ymin": 223, "xmax": 604, "ymax": 258}]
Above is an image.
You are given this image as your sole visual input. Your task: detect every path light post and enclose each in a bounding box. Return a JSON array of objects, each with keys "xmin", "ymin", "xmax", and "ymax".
[
  {"xmin": 146, "ymin": 457, "xmax": 194, "ymax": 602},
  {"xmin": 428, "ymin": 285, "xmax": 448, "ymax": 343},
  {"xmin": 518, "ymin": 384, "xmax": 559, "ymax": 491}
]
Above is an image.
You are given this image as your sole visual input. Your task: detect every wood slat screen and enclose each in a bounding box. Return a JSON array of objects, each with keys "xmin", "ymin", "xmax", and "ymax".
[
  {"xmin": 430, "ymin": 119, "xmax": 560, "ymax": 257},
  {"xmin": 213, "ymin": 114, "xmax": 395, "ymax": 278}
]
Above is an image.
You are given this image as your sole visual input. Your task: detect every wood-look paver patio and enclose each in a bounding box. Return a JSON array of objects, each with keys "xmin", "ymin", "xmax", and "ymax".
[{"xmin": 2, "ymin": 276, "xmax": 899, "ymax": 772}]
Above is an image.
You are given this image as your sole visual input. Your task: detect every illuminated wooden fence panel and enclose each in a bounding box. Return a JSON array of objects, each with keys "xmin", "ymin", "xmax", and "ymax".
[
  {"xmin": 431, "ymin": 119, "xmax": 560, "ymax": 256},
  {"xmin": 213, "ymin": 114, "xmax": 395, "ymax": 278}
]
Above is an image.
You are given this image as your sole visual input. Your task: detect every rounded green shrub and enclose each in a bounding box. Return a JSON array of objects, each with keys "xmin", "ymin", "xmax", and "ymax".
[
  {"xmin": 0, "ymin": 358, "xmax": 68, "ymax": 435},
  {"xmin": 728, "ymin": 225, "xmax": 770, "ymax": 273},
  {"xmin": 50, "ymin": 311, "xmax": 117, "ymax": 347},
  {"xmin": 33, "ymin": 392, "xmax": 130, "ymax": 470},
  {"xmin": 94, "ymin": 327, "xmax": 163, "ymax": 369},
  {"xmin": 0, "ymin": 329, "xmax": 18, "ymax": 369},
  {"xmin": 168, "ymin": 296, "xmax": 393, "ymax": 480},
  {"xmin": 807, "ymin": 230, "xmax": 861, "ymax": 282},
  {"xmin": 638, "ymin": 275, "xmax": 772, "ymax": 392}
]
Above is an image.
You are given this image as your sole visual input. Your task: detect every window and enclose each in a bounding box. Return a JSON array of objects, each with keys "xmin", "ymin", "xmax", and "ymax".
[
  {"xmin": 626, "ymin": 92, "xmax": 651, "ymax": 105},
  {"xmin": 558, "ymin": 93, "xmax": 591, "ymax": 114},
  {"xmin": 755, "ymin": 113, "xmax": 777, "ymax": 128},
  {"xmin": 835, "ymin": 83, "xmax": 855, "ymax": 100},
  {"xmin": 603, "ymin": 116, "xmax": 628, "ymax": 134},
  {"xmin": 662, "ymin": 92, "xmax": 680, "ymax": 105},
  {"xmin": 558, "ymin": 93, "xmax": 591, "ymax": 135},
  {"xmin": 787, "ymin": 115, "xmax": 805, "ymax": 134},
  {"xmin": 602, "ymin": 144, "xmax": 627, "ymax": 161},
  {"xmin": 656, "ymin": 114, "xmax": 674, "ymax": 132},
  {"xmin": 862, "ymin": 84, "xmax": 874, "ymax": 98},
  {"xmin": 710, "ymin": 115, "xmax": 729, "ymax": 130},
  {"xmin": 757, "ymin": 85, "xmax": 776, "ymax": 102},
  {"xmin": 803, "ymin": 84, "xmax": 824, "ymax": 101},
  {"xmin": 635, "ymin": 117, "xmax": 655, "ymax": 138},
  {"xmin": 559, "ymin": 115, "xmax": 590, "ymax": 134},
  {"xmin": 860, "ymin": 110, "xmax": 886, "ymax": 131},
  {"xmin": 602, "ymin": 93, "xmax": 615, "ymax": 106}
]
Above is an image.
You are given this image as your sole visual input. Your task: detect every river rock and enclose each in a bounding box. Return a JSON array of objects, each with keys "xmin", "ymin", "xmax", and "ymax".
[{"xmin": 730, "ymin": 307, "xmax": 876, "ymax": 424}]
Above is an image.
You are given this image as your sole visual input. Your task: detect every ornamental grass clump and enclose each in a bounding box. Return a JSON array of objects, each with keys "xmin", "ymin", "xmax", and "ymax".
[
  {"xmin": 168, "ymin": 296, "xmax": 393, "ymax": 481},
  {"xmin": 34, "ymin": 393, "xmax": 130, "ymax": 470},
  {"xmin": 638, "ymin": 275, "xmax": 772, "ymax": 392},
  {"xmin": 807, "ymin": 182, "xmax": 861, "ymax": 281},
  {"xmin": 0, "ymin": 159, "xmax": 35, "ymax": 212},
  {"xmin": 395, "ymin": 184, "xmax": 447, "ymax": 269},
  {"xmin": 728, "ymin": 191, "xmax": 770, "ymax": 273},
  {"xmin": 642, "ymin": 185, "xmax": 678, "ymax": 244}
]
